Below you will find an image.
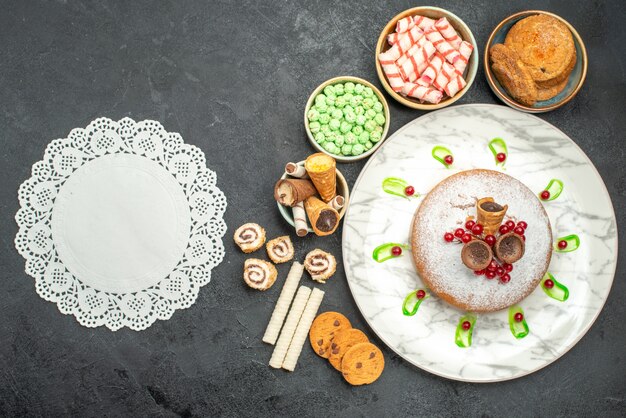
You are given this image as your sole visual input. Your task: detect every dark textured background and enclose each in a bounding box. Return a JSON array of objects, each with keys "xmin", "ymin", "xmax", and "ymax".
[{"xmin": 1, "ymin": 1, "xmax": 624, "ymax": 416}]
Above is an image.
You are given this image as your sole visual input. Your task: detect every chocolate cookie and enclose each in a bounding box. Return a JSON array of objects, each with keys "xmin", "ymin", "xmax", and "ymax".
[
  {"xmin": 328, "ymin": 328, "xmax": 369, "ymax": 371},
  {"xmin": 341, "ymin": 342, "xmax": 384, "ymax": 386},
  {"xmin": 309, "ymin": 312, "xmax": 351, "ymax": 359}
]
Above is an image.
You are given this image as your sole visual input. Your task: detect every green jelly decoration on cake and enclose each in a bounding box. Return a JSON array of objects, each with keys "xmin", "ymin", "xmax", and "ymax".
[
  {"xmin": 455, "ymin": 314, "xmax": 477, "ymax": 348},
  {"xmin": 373, "ymin": 243, "xmax": 410, "ymax": 263},
  {"xmin": 402, "ymin": 289, "xmax": 429, "ymax": 316},
  {"xmin": 554, "ymin": 234, "xmax": 580, "ymax": 252},
  {"xmin": 540, "ymin": 272, "xmax": 569, "ymax": 301},
  {"xmin": 540, "ymin": 179, "xmax": 564, "ymax": 201},
  {"xmin": 382, "ymin": 177, "xmax": 419, "ymax": 199},
  {"xmin": 508, "ymin": 305, "xmax": 529, "ymax": 339},
  {"xmin": 488, "ymin": 137, "xmax": 508, "ymax": 167},
  {"xmin": 432, "ymin": 145, "xmax": 454, "ymax": 168}
]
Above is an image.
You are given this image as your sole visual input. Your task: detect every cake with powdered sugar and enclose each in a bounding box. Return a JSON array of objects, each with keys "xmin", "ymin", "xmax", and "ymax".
[{"xmin": 411, "ymin": 169, "xmax": 552, "ymax": 312}]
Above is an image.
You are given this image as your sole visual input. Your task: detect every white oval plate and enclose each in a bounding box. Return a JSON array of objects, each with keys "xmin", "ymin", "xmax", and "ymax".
[{"xmin": 342, "ymin": 104, "xmax": 617, "ymax": 382}]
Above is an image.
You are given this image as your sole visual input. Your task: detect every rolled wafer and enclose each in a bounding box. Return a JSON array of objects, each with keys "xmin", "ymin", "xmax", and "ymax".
[
  {"xmin": 263, "ymin": 262, "xmax": 304, "ymax": 345},
  {"xmin": 282, "ymin": 287, "xmax": 325, "ymax": 371},
  {"xmin": 398, "ymin": 41, "xmax": 436, "ymax": 83},
  {"xmin": 476, "ymin": 197, "xmax": 508, "ymax": 236},
  {"xmin": 305, "ymin": 153, "xmax": 336, "ymax": 202},
  {"xmin": 402, "ymin": 83, "xmax": 443, "ymax": 104},
  {"xmin": 395, "ymin": 16, "xmax": 415, "ymax": 34},
  {"xmin": 304, "ymin": 196, "xmax": 339, "ymax": 236},
  {"xmin": 269, "ymin": 286, "xmax": 312, "ymax": 368},
  {"xmin": 285, "ymin": 162, "xmax": 308, "ymax": 178},
  {"xmin": 414, "ymin": 15, "xmax": 435, "ymax": 30},
  {"xmin": 453, "ymin": 40, "xmax": 474, "ymax": 75},
  {"xmin": 418, "ymin": 52, "xmax": 444, "ymax": 87},
  {"xmin": 435, "ymin": 17, "xmax": 462, "ymax": 50},
  {"xmin": 425, "ymin": 28, "xmax": 461, "ymax": 64},
  {"xmin": 384, "ymin": 25, "xmax": 423, "ymax": 60},
  {"xmin": 329, "ymin": 195, "xmax": 345, "ymax": 211},
  {"xmin": 387, "ymin": 32, "xmax": 400, "ymax": 45},
  {"xmin": 443, "ymin": 74, "xmax": 467, "ymax": 97},
  {"xmin": 292, "ymin": 201, "xmax": 309, "ymax": 237},
  {"xmin": 274, "ymin": 178, "xmax": 317, "ymax": 207},
  {"xmin": 378, "ymin": 57, "xmax": 404, "ymax": 92},
  {"xmin": 433, "ymin": 61, "xmax": 455, "ymax": 91}
]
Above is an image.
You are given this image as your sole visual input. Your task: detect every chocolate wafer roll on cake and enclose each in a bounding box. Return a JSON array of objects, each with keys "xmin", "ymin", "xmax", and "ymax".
[
  {"xmin": 234, "ymin": 223, "xmax": 266, "ymax": 253},
  {"xmin": 243, "ymin": 258, "xmax": 277, "ymax": 290},
  {"xmin": 304, "ymin": 249, "xmax": 337, "ymax": 283},
  {"xmin": 266, "ymin": 236, "xmax": 294, "ymax": 264}
]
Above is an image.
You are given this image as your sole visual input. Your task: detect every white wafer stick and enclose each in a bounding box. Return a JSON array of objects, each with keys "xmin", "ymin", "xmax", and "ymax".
[
  {"xmin": 292, "ymin": 202, "xmax": 308, "ymax": 237},
  {"xmin": 329, "ymin": 195, "xmax": 344, "ymax": 211},
  {"xmin": 285, "ymin": 162, "xmax": 307, "ymax": 178},
  {"xmin": 269, "ymin": 286, "xmax": 311, "ymax": 368},
  {"xmin": 262, "ymin": 262, "xmax": 304, "ymax": 345},
  {"xmin": 282, "ymin": 288, "xmax": 325, "ymax": 371}
]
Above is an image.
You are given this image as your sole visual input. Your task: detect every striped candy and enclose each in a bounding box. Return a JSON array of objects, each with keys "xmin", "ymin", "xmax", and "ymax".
[
  {"xmin": 402, "ymin": 83, "xmax": 443, "ymax": 104},
  {"xmin": 418, "ymin": 52, "xmax": 444, "ymax": 87},
  {"xmin": 453, "ymin": 40, "xmax": 474, "ymax": 75},
  {"xmin": 434, "ymin": 17, "xmax": 462, "ymax": 50},
  {"xmin": 444, "ymin": 74, "xmax": 467, "ymax": 97},
  {"xmin": 395, "ymin": 16, "xmax": 415, "ymax": 34},
  {"xmin": 425, "ymin": 28, "xmax": 461, "ymax": 64}
]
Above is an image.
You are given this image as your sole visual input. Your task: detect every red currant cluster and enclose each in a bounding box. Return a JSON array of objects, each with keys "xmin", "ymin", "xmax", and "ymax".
[
  {"xmin": 498, "ymin": 219, "xmax": 527, "ymax": 241},
  {"xmin": 443, "ymin": 220, "xmax": 485, "ymax": 244},
  {"xmin": 474, "ymin": 258, "xmax": 513, "ymax": 283}
]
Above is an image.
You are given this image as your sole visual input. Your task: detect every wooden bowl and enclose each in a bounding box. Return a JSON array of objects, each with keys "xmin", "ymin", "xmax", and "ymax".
[
  {"xmin": 375, "ymin": 6, "xmax": 478, "ymax": 110},
  {"xmin": 484, "ymin": 10, "xmax": 588, "ymax": 113},
  {"xmin": 276, "ymin": 161, "xmax": 350, "ymax": 234},
  {"xmin": 304, "ymin": 76, "xmax": 391, "ymax": 163}
]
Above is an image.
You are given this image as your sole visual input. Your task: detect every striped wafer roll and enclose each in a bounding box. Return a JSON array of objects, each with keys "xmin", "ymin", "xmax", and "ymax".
[
  {"xmin": 418, "ymin": 52, "xmax": 444, "ymax": 87},
  {"xmin": 414, "ymin": 15, "xmax": 435, "ymax": 30},
  {"xmin": 285, "ymin": 162, "xmax": 307, "ymax": 178},
  {"xmin": 329, "ymin": 195, "xmax": 344, "ymax": 211},
  {"xmin": 378, "ymin": 56, "xmax": 404, "ymax": 92},
  {"xmin": 292, "ymin": 201, "xmax": 308, "ymax": 237},
  {"xmin": 444, "ymin": 74, "xmax": 467, "ymax": 97},
  {"xmin": 262, "ymin": 261, "xmax": 304, "ymax": 345},
  {"xmin": 453, "ymin": 40, "xmax": 474, "ymax": 75},
  {"xmin": 387, "ymin": 32, "xmax": 400, "ymax": 45},
  {"xmin": 398, "ymin": 41, "xmax": 436, "ymax": 83},
  {"xmin": 269, "ymin": 286, "xmax": 311, "ymax": 368},
  {"xmin": 433, "ymin": 61, "xmax": 455, "ymax": 91},
  {"xmin": 402, "ymin": 82, "xmax": 443, "ymax": 104},
  {"xmin": 426, "ymin": 28, "xmax": 461, "ymax": 64},
  {"xmin": 384, "ymin": 25, "xmax": 424, "ymax": 60},
  {"xmin": 395, "ymin": 16, "xmax": 415, "ymax": 34},
  {"xmin": 396, "ymin": 36, "xmax": 427, "ymax": 67},
  {"xmin": 434, "ymin": 17, "xmax": 462, "ymax": 49}
]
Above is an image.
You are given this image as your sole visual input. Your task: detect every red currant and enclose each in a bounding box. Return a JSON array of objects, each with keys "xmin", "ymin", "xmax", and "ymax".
[
  {"xmin": 444, "ymin": 155, "xmax": 453, "ymax": 165},
  {"xmin": 454, "ymin": 228, "xmax": 465, "ymax": 238},
  {"xmin": 514, "ymin": 226, "xmax": 525, "ymax": 235},
  {"xmin": 505, "ymin": 220, "xmax": 515, "ymax": 229},
  {"xmin": 540, "ymin": 190, "xmax": 550, "ymax": 200},
  {"xmin": 503, "ymin": 263, "xmax": 513, "ymax": 272},
  {"xmin": 496, "ymin": 152, "xmax": 506, "ymax": 163},
  {"xmin": 484, "ymin": 234, "xmax": 496, "ymax": 246},
  {"xmin": 544, "ymin": 279, "xmax": 555, "ymax": 289},
  {"xmin": 496, "ymin": 267, "xmax": 505, "ymax": 277},
  {"xmin": 485, "ymin": 270, "xmax": 496, "ymax": 279},
  {"xmin": 499, "ymin": 225, "xmax": 509, "ymax": 235},
  {"xmin": 444, "ymin": 232, "xmax": 454, "ymax": 242},
  {"xmin": 465, "ymin": 220, "xmax": 476, "ymax": 230},
  {"xmin": 500, "ymin": 273, "xmax": 511, "ymax": 283},
  {"xmin": 461, "ymin": 234, "xmax": 472, "ymax": 243},
  {"xmin": 404, "ymin": 185, "xmax": 415, "ymax": 196},
  {"xmin": 487, "ymin": 260, "xmax": 498, "ymax": 271},
  {"xmin": 514, "ymin": 312, "xmax": 524, "ymax": 322},
  {"xmin": 557, "ymin": 240, "xmax": 568, "ymax": 250},
  {"xmin": 518, "ymin": 221, "xmax": 528, "ymax": 229},
  {"xmin": 416, "ymin": 289, "xmax": 426, "ymax": 299},
  {"xmin": 521, "ymin": 235, "xmax": 526, "ymax": 241},
  {"xmin": 462, "ymin": 320, "xmax": 471, "ymax": 330},
  {"xmin": 391, "ymin": 246, "xmax": 402, "ymax": 256},
  {"xmin": 474, "ymin": 269, "xmax": 485, "ymax": 276},
  {"xmin": 471, "ymin": 223, "xmax": 484, "ymax": 235}
]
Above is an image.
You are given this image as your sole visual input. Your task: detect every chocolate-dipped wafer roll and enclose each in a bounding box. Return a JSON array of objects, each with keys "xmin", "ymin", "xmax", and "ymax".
[
  {"xmin": 234, "ymin": 223, "xmax": 266, "ymax": 253},
  {"xmin": 304, "ymin": 249, "xmax": 337, "ymax": 283},
  {"xmin": 266, "ymin": 236, "xmax": 294, "ymax": 264},
  {"xmin": 292, "ymin": 201, "xmax": 309, "ymax": 237},
  {"xmin": 243, "ymin": 259, "xmax": 277, "ymax": 290},
  {"xmin": 274, "ymin": 179, "xmax": 317, "ymax": 207},
  {"xmin": 304, "ymin": 196, "xmax": 339, "ymax": 237}
]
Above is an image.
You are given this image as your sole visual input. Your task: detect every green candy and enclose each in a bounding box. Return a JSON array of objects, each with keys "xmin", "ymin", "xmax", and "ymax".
[
  {"xmin": 355, "ymin": 114, "xmax": 366, "ymax": 126},
  {"xmin": 314, "ymin": 132, "xmax": 325, "ymax": 143},
  {"xmin": 344, "ymin": 112, "xmax": 356, "ymax": 124},
  {"xmin": 343, "ymin": 92, "xmax": 353, "ymax": 102},
  {"xmin": 364, "ymin": 120, "xmax": 377, "ymax": 133},
  {"xmin": 335, "ymin": 96, "xmax": 347, "ymax": 108},
  {"xmin": 343, "ymin": 105, "xmax": 354, "ymax": 115},
  {"xmin": 323, "ymin": 141, "xmax": 338, "ymax": 154},
  {"xmin": 331, "ymin": 109, "xmax": 343, "ymax": 119},
  {"xmin": 371, "ymin": 94, "xmax": 379, "ymax": 103},
  {"xmin": 316, "ymin": 103, "xmax": 328, "ymax": 113},
  {"xmin": 358, "ymin": 131, "xmax": 370, "ymax": 144},
  {"xmin": 323, "ymin": 85, "xmax": 335, "ymax": 96},
  {"xmin": 340, "ymin": 121, "xmax": 353, "ymax": 133},
  {"xmin": 309, "ymin": 121, "xmax": 321, "ymax": 134},
  {"xmin": 370, "ymin": 131, "xmax": 382, "ymax": 143},
  {"xmin": 355, "ymin": 106, "xmax": 364, "ymax": 115},
  {"xmin": 315, "ymin": 94, "xmax": 326, "ymax": 104},
  {"xmin": 375, "ymin": 113, "xmax": 386, "ymax": 126},
  {"xmin": 349, "ymin": 95, "xmax": 363, "ymax": 108},
  {"xmin": 329, "ymin": 118, "xmax": 341, "ymax": 131},
  {"xmin": 352, "ymin": 143, "xmax": 365, "ymax": 155},
  {"xmin": 362, "ymin": 87, "xmax": 374, "ymax": 97},
  {"xmin": 345, "ymin": 132, "xmax": 357, "ymax": 145},
  {"xmin": 373, "ymin": 102, "xmax": 383, "ymax": 112},
  {"xmin": 365, "ymin": 109, "xmax": 377, "ymax": 119},
  {"xmin": 341, "ymin": 144, "xmax": 353, "ymax": 155},
  {"xmin": 373, "ymin": 125, "xmax": 383, "ymax": 134},
  {"xmin": 335, "ymin": 134, "xmax": 345, "ymax": 147},
  {"xmin": 354, "ymin": 83, "xmax": 364, "ymax": 94},
  {"xmin": 320, "ymin": 124, "xmax": 331, "ymax": 134},
  {"xmin": 352, "ymin": 125, "xmax": 364, "ymax": 136},
  {"xmin": 307, "ymin": 108, "xmax": 320, "ymax": 121},
  {"xmin": 362, "ymin": 97, "xmax": 374, "ymax": 109},
  {"xmin": 344, "ymin": 82, "xmax": 355, "ymax": 93},
  {"xmin": 325, "ymin": 94, "xmax": 336, "ymax": 106},
  {"xmin": 365, "ymin": 140, "xmax": 373, "ymax": 150},
  {"xmin": 334, "ymin": 83, "xmax": 345, "ymax": 96},
  {"xmin": 325, "ymin": 131, "xmax": 337, "ymax": 142},
  {"xmin": 318, "ymin": 113, "xmax": 330, "ymax": 125}
]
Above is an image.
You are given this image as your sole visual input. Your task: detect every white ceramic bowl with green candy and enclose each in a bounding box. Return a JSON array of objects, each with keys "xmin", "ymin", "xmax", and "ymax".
[{"xmin": 304, "ymin": 76, "xmax": 391, "ymax": 162}]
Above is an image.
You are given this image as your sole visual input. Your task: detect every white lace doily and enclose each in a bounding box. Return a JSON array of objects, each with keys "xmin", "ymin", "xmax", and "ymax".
[{"xmin": 15, "ymin": 117, "xmax": 227, "ymax": 331}]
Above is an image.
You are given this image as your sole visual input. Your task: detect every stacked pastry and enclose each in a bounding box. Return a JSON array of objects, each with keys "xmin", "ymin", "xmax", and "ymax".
[
  {"xmin": 378, "ymin": 15, "xmax": 474, "ymax": 104},
  {"xmin": 275, "ymin": 153, "xmax": 345, "ymax": 237}
]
